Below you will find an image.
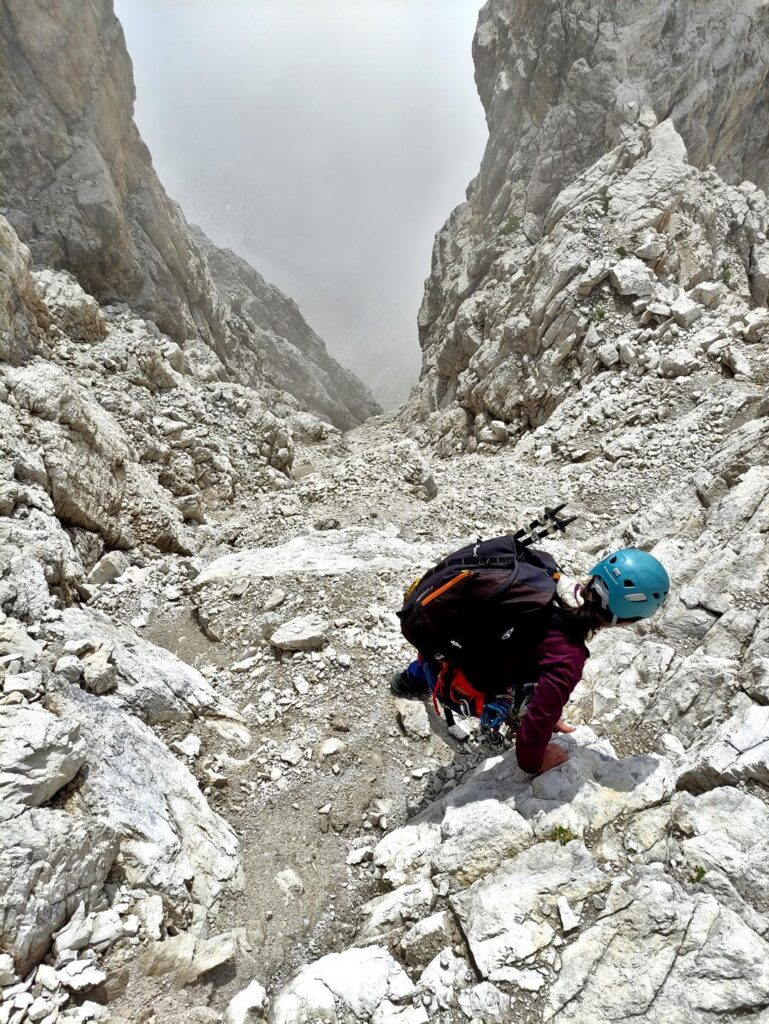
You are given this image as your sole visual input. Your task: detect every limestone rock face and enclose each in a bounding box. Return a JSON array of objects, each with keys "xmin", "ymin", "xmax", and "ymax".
[
  {"xmin": 0, "ymin": 0, "xmax": 378, "ymax": 428},
  {"xmin": 473, "ymin": 0, "xmax": 769, "ymax": 220},
  {"xmin": 546, "ymin": 875, "xmax": 769, "ymax": 1023},
  {"xmin": 0, "ymin": 809, "xmax": 118, "ymax": 977},
  {"xmin": 0, "ymin": 216, "xmax": 47, "ymax": 365},
  {"xmin": 49, "ymin": 679, "xmax": 243, "ymax": 914},
  {"xmin": 192, "ymin": 231, "xmax": 378, "ymax": 430},
  {"xmin": 408, "ymin": 114, "xmax": 769, "ymax": 448},
  {"xmin": 409, "ymin": 0, "xmax": 769, "ymax": 445}
]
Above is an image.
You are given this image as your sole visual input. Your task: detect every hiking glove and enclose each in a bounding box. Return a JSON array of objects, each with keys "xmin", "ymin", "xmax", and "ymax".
[{"xmin": 556, "ymin": 574, "xmax": 586, "ymax": 609}]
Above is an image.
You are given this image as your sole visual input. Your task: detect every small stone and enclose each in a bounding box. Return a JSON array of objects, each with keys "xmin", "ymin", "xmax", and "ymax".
[
  {"xmin": 175, "ymin": 492, "xmax": 206, "ymax": 523},
  {"xmin": 643, "ymin": 301, "xmax": 670, "ymax": 320},
  {"xmin": 3, "ymin": 670, "xmax": 41, "ymax": 697},
  {"xmin": 293, "ymin": 675, "xmax": 310, "ymax": 695},
  {"xmin": 741, "ymin": 308, "xmax": 769, "ymax": 342},
  {"xmin": 232, "ymin": 655, "xmax": 260, "ymax": 673},
  {"xmin": 577, "ymin": 259, "xmax": 608, "ymax": 294},
  {"xmin": 35, "ymin": 964, "xmax": 58, "ymax": 991},
  {"xmin": 633, "ymin": 229, "xmax": 666, "ymax": 261},
  {"xmin": 27, "ymin": 996, "xmax": 52, "ymax": 1022},
  {"xmin": 280, "ymin": 744, "xmax": 304, "ymax": 766},
  {"xmin": 90, "ymin": 908, "xmax": 123, "ymax": 948},
  {"xmin": 597, "ymin": 342, "xmax": 620, "ymax": 368},
  {"xmin": 204, "ymin": 768, "xmax": 228, "ymax": 788},
  {"xmin": 659, "ymin": 348, "xmax": 700, "ymax": 377},
  {"xmin": 54, "ymin": 654, "xmax": 83, "ymax": 683},
  {"xmin": 318, "ymin": 737, "xmax": 345, "ymax": 760},
  {"xmin": 395, "ymin": 699, "xmax": 431, "ymax": 739},
  {"xmin": 63, "ymin": 638, "xmax": 95, "ymax": 657},
  {"xmin": 721, "ymin": 345, "xmax": 751, "ymax": 377},
  {"xmin": 271, "ymin": 615, "xmax": 328, "ymax": 652},
  {"xmin": 88, "ymin": 551, "xmax": 131, "ymax": 586},
  {"xmin": 314, "ymin": 517, "xmax": 340, "ymax": 530},
  {"xmin": 263, "ymin": 589, "xmax": 286, "ymax": 611},
  {"xmin": 688, "ymin": 281, "xmax": 720, "ymax": 308},
  {"xmin": 0, "ymin": 952, "xmax": 17, "ymax": 985},
  {"xmin": 171, "ymin": 734, "xmax": 201, "ymax": 759},
  {"xmin": 133, "ymin": 895, "xmax": 164, "ymax": 940},
  {"xmin": 82, "ymin": 649, "xmax": 117, "ymax": 694},
  {"xmin": 346, "ymin": 846, "xmax": 373, "ymax": 865},
  {"xmin": 54, "ymin": 903, "xmax": 93, "ymax": 954},
  {"xmin": 142, "ymin": 932, "xmax": 236, "ymax": 986},
  {"xmin": 557, "ymin": 896, "xmax": 580, "ymax": 933},
  {"xmin": 609, "ymin": 257, "xmax": 655, "ymax": 297},
  {"xmin": 275, "ymin": 869, "xmax": 303, "ymax": 898},
  {"xmin": 57, "ymin": 959, "xmax": 107, "ymax": 992},
  {"xmin": 670, "ymin": 295, "xmax": 703, "ymax": 328}
]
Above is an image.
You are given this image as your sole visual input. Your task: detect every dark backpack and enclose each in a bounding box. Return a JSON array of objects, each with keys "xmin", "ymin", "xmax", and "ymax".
[{"xmin": 397, "ymin": 535, "xmax": 559, "ymax": 691}]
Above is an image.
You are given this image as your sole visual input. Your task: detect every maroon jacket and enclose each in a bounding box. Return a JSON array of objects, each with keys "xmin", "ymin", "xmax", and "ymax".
[{"xmin": 514, "ymin": 624, "xmax": 589, "ymax": 774}]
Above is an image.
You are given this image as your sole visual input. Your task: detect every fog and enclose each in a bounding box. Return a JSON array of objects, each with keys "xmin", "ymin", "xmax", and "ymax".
[{"xmin": 115, "ymin": 0, "xmax": 487, "ymax": 407}]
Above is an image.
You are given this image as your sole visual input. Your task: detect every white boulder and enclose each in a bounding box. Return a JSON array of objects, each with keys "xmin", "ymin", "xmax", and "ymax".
[
  {"xmin": 227, "ymin": 979, "xmax": 269, "ymax": 1024},
  {"xmin": 32, "ymin": 269, "xmax": 106, "ymax": 344},
  {"xmin": 0, "ymin": 705, "xmax": 85, "ymax": 819},
  {"xmin": 609, "ymin": 258, "xmax": 656, "ymax": 297},
  {"xmin": 269, "ymin": 946, "xmax": 415, "ymax": 1024},
  {"xmin": 49, "ymin": 684, "xmax": 242, "ymax": 913},
  {"xmin": 451, "ymin": 841, "xmax": 607, "ymax": 978}
]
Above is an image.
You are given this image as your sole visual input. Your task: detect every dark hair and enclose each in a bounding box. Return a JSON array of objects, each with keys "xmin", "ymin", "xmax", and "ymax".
[{"xmin": 559, "ymin": 581, "xmax": 613, "ymax": 639}]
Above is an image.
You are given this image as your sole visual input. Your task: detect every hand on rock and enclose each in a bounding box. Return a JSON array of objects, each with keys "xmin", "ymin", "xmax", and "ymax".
[
  {"xmin": 538, "ymin": 743, "xmax": 569, "ymax": 774},
  {"xmin": 554, "ymin": 719, "xmax": 576, "ymax": 733}
]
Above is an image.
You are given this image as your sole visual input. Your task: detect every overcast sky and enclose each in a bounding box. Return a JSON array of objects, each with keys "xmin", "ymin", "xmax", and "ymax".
[{"xmin": 115, "ymin": 0, "xmax": 487, "ymax": 406}]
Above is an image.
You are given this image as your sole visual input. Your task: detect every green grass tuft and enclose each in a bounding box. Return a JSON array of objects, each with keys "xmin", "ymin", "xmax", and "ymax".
[{"xmin": 548, "ymin": 825, "xmax": 577, "ymax": 846}]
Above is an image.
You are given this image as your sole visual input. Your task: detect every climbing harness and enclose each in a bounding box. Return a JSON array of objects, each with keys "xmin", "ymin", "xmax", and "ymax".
[{"xmin": 428, "ymin": 661, "xmax": 534, "ymax": 748}]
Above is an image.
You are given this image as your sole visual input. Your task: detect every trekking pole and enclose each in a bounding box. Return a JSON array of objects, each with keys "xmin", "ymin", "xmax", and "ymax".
[{"xmin": 512, "ymin": 503, "xmax": 578, "ymax": 548}]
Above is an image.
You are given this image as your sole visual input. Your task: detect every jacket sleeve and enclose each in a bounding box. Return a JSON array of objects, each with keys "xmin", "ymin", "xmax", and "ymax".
[{"xmin": 515, "ymin": 631, "xmax": 588, "ymax": 774}]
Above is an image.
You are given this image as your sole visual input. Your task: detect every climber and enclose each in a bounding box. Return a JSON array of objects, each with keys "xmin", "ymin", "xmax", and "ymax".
[{"xmin": 391, "ymin": 544, "xmax": 670, "ymax": 775}]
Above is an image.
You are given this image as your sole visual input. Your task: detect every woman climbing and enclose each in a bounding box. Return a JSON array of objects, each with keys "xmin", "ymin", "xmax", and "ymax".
[{"xmin": 391, "ymin": 537, "xmax": 670, "ymax": 775}]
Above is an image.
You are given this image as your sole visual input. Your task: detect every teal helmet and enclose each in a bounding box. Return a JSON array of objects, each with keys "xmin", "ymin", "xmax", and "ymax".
[{"xmin": 588, "ymin": 548, "xmax": 670, "ymax": 623}]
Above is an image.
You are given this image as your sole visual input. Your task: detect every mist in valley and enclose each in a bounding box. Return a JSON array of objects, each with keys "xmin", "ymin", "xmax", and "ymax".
[{"xmin": 116, "ymin": 0, "xmax": 487, "ymax": 408}]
